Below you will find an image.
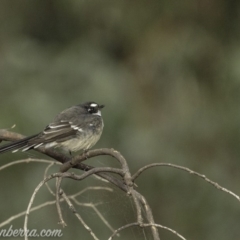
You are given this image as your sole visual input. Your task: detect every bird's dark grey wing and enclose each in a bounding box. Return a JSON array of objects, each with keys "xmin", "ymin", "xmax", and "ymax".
[
  {"xmin": 28, "ymin": 120, "xmax": 82, "ymax": 145},
  {"xmin": 37, "ymin": 114, "xmax": 102, "ymax": 143}
]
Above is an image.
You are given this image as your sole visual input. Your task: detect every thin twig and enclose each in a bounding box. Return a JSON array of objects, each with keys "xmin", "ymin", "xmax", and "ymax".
[
  {"xmin": 0, "ymin": 200, "xmax": 57, "ymax": 228},
  {"xmin": 132, "ymin": 163, "xmax": 240, "ymax": 202},
  {"xmin": 108, "ymin": 222, "xmax": 186, "ymax": 240},
  {"xmin": 135, "ymin": 191, "xmax": 160, "ymax": 240},
  {"xmin": 71, "ymin": 186, "xmax": 113, "ymax": 198},
  {"xmin": 0, "ymin": 158, "xmax": 60, "ymax": 171},
  {"xmin": 61, "ymin": 191, "xmax": 99, "ymax": 240},
  {"xmin": 0, "ymin": 187, "xmax": 113, "ymax": 228},
  {"xmin": 72, "ymin": 198, "xmax": 116, "ymax": 234},
  {"xmin": 44, "ymin": 162, "xmax": 56, "ymax": 196},
  {"xmin": 56, "ymin": 177, "xmax": 66, "ymax": 227},
  {"xmin": 131, "ymin": 190, "xmax": 143, "ymax": 224},
  {"xmin": 24, "ymin": 175, "xmax": 54, "ymax": 240}
]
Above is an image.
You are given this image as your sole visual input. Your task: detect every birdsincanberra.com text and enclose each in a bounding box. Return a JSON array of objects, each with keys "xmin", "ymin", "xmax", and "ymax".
[{"xmin": 0, "ymin": 225, "xmax": 63, "ymax": 238}]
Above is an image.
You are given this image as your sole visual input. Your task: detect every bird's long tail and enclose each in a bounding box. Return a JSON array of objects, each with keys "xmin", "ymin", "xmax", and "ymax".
[{"xmin": 0, "ymin": 134, "xmax": 39, "ymax": 154}]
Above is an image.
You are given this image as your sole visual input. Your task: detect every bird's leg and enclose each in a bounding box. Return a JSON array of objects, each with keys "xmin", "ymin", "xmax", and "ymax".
[{"xmin": 69, "ymin": 150, "xmax": 72, "ymax": 156}]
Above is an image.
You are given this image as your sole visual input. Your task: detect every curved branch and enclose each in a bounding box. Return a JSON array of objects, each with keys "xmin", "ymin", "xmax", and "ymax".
[
  {"xmin": 132, "ymin": 163, "xmax": 240, "ymax": 202},
  {"xmin": 108, "ymin": 222, "xmax": 186, "ymax": 240}
]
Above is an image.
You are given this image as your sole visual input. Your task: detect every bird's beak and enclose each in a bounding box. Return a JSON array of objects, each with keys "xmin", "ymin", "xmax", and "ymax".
[{"xmin": 99, "ymin": 104, "xmax": 105, "ymax": 109}]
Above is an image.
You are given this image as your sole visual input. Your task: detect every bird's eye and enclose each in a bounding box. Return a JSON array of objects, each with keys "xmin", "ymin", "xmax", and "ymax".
[{"xmin": 88, "ymin": 107, "xmax": 97, "ymax": 113}]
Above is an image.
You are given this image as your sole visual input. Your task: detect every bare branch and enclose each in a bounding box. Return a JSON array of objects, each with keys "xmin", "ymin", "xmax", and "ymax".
[
  {"xmin": 0, "ymin": 158, "xmax": 60, "ymax": 171},
  {"xmin": 61, "ymin": 191, "xmax": 99, "ymax": 240},
  {"xmin": 71, "ymin": 186, "xmax": 113, "ymax": 198},
  {"xmin": 0, "ymin": 200, "xmax": 57, "ymax": 228},
  {"xmin": 132, "ymin": 163, "xmax": 240, "ymax": 202},
  {"xmin": 55, "ymin": 177, "xmax": 66, "ymax": 227},
  {"xmin": 44, "ymin": 163, "xmax": 56, "ymax": 196},
  {"xmin": 72, "ymin": 198, "xmax": 117, "ymax": 234},
  {"xmin": 59, "ymin": 148, "xmax": 130, "ymax": 176},
  {"xmin": 0, "ymin": 129, "xmax": 25, "ymax": 142},
  {"xmin": 134, "ymin": 190, "xmax": 160, "ymax": 240},
  {"xmin": 0, "ymin": 187, "xmax": 113, "ymax": 228},
  {"xmin": 108, "ymin": 222, "xmax": 186, "ymax": 240},
  {"xmin": 24, "ymin": 175, "xmax": 54, "ymax": 240}
]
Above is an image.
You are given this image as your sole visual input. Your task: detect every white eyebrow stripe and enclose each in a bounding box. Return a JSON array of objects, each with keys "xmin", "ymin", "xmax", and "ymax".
[{"xmin": 90, "ymin": 103, "xmax": 98, "ymax": 107}]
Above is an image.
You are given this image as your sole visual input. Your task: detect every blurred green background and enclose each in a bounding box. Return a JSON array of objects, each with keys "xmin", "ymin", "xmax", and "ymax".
[{"xmin": 0, "ymin": 0, "xmax": 240, "ymax": 239}]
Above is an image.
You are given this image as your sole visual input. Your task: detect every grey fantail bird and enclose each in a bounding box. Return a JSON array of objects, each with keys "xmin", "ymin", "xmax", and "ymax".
[{"xmin": 0, "ymin": 102, "xmax": 104, "ymax": 154}]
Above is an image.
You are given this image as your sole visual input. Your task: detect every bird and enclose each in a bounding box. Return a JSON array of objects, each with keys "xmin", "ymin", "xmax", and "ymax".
[{"xmin": 0, "ymin": 102, "xmax": 104, "ymax": 154}]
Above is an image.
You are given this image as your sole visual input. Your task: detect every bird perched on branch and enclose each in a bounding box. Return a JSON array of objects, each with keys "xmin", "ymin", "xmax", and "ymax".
[{"xmin": 0, "ymin": 102, "xmax": 104, "ymax": 154}]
